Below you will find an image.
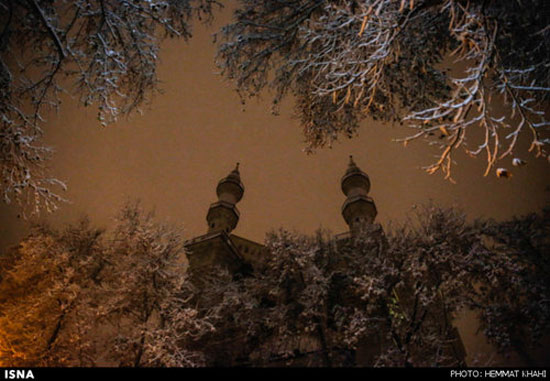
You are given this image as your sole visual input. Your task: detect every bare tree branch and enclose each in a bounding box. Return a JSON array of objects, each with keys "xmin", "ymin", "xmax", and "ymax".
[
  {"xmin": 0, "ymin": 0, "xmax": 221, "ymax": 216},
  {"xmin": 217, "ymin": 0, "xmax": 550, "ymax": 179}
]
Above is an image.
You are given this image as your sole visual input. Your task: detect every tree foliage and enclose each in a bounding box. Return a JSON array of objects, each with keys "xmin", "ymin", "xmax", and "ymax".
[
  {"xmin": 0, "ymin": 218, "xmax": 105, "ymax": 365},
  {"xmin": 0, "ymin": 202, "xmax": 206, "ymax": 367},
  {"xmin": 217, "ymin": 0, "xmax": 550, "ymax": 180},
  {"xmin": 0, "ymin": 0, "xmax": 218, "ymax": 215},
  {"xmin": 0, "ymin": 203, "xmax": 548, "ymax": 367},
  {"xmin": 165, "ymin": 205, "xmax": 550, "ymax": 366},
  {"xmin": 473, "ymin": 209, "xmax": 550, "ymax": 364}
]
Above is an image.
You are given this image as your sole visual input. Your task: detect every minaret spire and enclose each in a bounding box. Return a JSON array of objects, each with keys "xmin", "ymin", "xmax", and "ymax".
[
  {"xmin": 341, "ymin": 156, "xmax": 377, "ymax": 235},
  {"xmin": 206, "ymin": 163, "xmax": 244, "ymax": 234}
]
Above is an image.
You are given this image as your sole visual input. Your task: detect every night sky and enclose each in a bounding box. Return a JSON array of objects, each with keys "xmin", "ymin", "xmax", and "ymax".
[{"xmin": 0, "ymin": 4, "xmax": 549, "ymax": 366}]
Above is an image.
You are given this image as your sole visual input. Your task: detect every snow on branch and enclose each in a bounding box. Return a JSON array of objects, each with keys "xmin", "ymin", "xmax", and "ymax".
[
  {"xmin": 217, "ymin": 0, "xmax": 550, "ymax": 178},
  {"xmin": 0, "ymin": 0, "xmax": 219, "ymax": 216}
]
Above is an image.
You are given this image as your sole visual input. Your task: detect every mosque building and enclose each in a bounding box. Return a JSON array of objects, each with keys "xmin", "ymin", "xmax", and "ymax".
[
  {"xmin": 184, "ymin": 156, "xmax": 378, "ymax": 274},
  {"xmin": 184, "ymin": 157, "xmax": 466, "ymax": 366}
]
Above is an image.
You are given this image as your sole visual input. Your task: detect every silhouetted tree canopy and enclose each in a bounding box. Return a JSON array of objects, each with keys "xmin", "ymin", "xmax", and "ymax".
[
  {"xmin": 1, "ymin": 203, "xmax": 548, "ymax": 366},
  {"xmin": 173, "ymin": 205, "xmax": 550, "ymax": 366},
  {"xmin": 0, "ymin": 202, "xmax": 198, "ymax": 366},
  {"xmin": 216, "ymin": 0, "xmax": 550, "ymax": 180}
]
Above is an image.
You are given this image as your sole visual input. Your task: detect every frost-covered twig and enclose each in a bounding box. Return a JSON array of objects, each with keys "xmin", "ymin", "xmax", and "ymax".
[
  {"xmin": 0, "ymin": 0, "xmax": 219, "ymax": 216},
  {"xmin": 217, "ymin": 0, "xmax": 550, "ymax": 178}
]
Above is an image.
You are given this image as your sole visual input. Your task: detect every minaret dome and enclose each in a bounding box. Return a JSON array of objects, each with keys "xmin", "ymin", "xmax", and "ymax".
[
  {"xmin": 341, "ymin": 155, "xmax": 371, "ymax": 197},
  {"xmin": 207, "ymin": 163, "xmax": 244, "ymax": 234},
  {"xmin": 341, "ymin": 156, "xmax": 377, "ymax": 234},
  {"xmin": 216, "ymin": 162, "xmax": 244, "ymax": 204}
]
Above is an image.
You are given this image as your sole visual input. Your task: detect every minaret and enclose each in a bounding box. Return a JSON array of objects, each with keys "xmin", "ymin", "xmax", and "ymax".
[
  {"xmin": 341, "ymin": 156, "xmax": 377, "ymax": 235},
  {"xmin": 206, "ymin": 163, "xmax": 244, "ymax": 234}
]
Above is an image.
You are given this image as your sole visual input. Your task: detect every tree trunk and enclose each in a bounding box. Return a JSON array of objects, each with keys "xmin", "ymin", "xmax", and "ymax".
[
  {"xmin": 315, "ymin": 320, "xmax": 332, "ymax": 367},
  {"xmin": 134, "ymin": 332, "xmax": 146, "ymax": 367},
  {"xmin": 47, "ymin": 311, "xmax": 65, "ymax": 350}
]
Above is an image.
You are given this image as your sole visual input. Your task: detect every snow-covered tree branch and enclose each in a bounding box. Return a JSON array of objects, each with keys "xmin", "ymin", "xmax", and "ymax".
[
  {"xmin": 0, "ymin": 0, "xmax": 219, "ymax": 216},
  {"xmin": 217, "ymin": 0, "xmax": 550, "ymax": 179},
  {"xmin": 1, "ymin": 202, "xmax": 548, "ymax": 366}
]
